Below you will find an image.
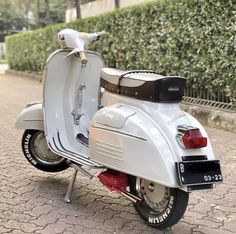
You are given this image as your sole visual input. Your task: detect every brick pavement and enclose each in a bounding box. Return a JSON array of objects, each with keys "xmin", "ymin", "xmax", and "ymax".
[{"xmin": 0, "ymin": 73, "xmax": 235, "ymax": 234}]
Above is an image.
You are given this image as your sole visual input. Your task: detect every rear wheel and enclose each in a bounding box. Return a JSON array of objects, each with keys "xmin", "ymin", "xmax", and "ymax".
[
  {"xmin": 22, "ymin": 130, "xmax": 69, "ymax": 172},
  {"xmin": 129, "ymin": 176, "xmax": 189, "ymax": 229}
]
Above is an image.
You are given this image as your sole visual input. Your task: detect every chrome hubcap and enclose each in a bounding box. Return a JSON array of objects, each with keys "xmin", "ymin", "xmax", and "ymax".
[
  {"xmin": 148, "ymin": 183, "xmax": 155, "ymax": 192},
  {"xmin": 136, "ymin": 178, "xmax": 170, "ymax": 212},
  {"xmin": 31, "ymin": 132, "xmax": 64, "ymax": 165}
]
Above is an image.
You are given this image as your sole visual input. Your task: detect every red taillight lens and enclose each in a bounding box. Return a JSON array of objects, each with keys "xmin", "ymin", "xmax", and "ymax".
[{"xmin": 182, "ymin": 129, "xmax": 207, "ymax": 148}]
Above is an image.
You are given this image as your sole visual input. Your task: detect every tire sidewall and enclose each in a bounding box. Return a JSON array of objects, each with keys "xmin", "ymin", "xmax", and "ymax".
[
  {"xmin": 22, "ymin": 129, "xmax": 69, "ymax": 172},
  {"xmin": 134, "ymin": 188, "xmax": 177, "ymax": 227},
  {"xmin": 129, "ymin": 176, "xmax": 189, "ymax": 229}
]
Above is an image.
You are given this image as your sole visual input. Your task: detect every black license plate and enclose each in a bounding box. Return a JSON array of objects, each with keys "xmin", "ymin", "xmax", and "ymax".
[{"xmin": 176, "ymin": 160, "xmax": 223, "ymax": 186}]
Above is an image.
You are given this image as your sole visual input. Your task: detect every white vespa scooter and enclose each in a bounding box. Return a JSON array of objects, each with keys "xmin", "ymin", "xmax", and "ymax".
[{"xmin": 15, "ymin": 29, "xmax": 223, "ymax": 229}]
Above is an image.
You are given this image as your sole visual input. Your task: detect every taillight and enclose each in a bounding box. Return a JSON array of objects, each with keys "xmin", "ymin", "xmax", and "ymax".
[{"xmin": 177, "ymin": 126, "xmax": 207, "ymax": 149}]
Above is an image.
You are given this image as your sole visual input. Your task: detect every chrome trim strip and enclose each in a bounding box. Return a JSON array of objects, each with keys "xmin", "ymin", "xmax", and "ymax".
[
  {"xmin": 50, "ymin": 134, "xmax": 101, "ymax": 167},
  {"xmin": 56, "ymin": 131, "xmax": 102, "ymax": 167},
  {"xmin": 92, "ymin": 126, "xmax": 148, "ymax": 141}
]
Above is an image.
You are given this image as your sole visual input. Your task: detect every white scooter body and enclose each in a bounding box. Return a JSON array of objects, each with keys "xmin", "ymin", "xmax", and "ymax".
[
  {"xmin": 16, "ymin": 48, "xmax": 216, "ymax": 189},
  {"xmin": 43, "ymin": 49, "xmax": 103, "ymax": 167},
  {"xmin": 16, "ymin": 29, "xmax": 223, "ymax": 229}
]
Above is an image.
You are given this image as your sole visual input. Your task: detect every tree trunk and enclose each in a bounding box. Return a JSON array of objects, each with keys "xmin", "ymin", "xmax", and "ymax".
[
  {"xmin": 115, "ymin": 0, "xmax": 120, "ymax": 8},
  {"xmin": 75, "ymin": 0, "xmax": 81, "ymax": 19},
  {"xmin": 36, "ymin": 0, "xmax": 40, "ymax": 28},
  {"xmin": 45, "ymin": 0, "xmax": 52, "ymax": 25}
]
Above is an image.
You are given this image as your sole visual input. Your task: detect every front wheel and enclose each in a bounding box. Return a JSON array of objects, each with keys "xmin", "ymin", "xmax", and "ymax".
[
  {"xmin": 21, "ymin": 130, "xmax": 69, "ymax": 172},
  {"xmin": 129, "ymin": 176, "xmax": 189, "ymax": 230}
]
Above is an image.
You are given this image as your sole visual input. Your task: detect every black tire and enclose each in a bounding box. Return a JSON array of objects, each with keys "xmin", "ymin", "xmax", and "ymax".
[
  {"xmin": 21, "ymin": 129, "xmax": 69, "ymax": 172},
  {"xmin": 129, "ymin": 176, "xmax": 189, "ymax": 230}
]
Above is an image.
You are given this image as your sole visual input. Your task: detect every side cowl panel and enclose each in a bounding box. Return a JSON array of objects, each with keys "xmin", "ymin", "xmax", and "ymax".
[
  {"xmin": 15, "ymin": 102, "xmax": 44, "ymax": 130},
  {"xmin": 89, "ymin": 104, "xmax": 178, "ymax": 188}
]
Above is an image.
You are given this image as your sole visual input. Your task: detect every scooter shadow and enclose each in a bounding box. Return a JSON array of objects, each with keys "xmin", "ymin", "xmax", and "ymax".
[
  {"xmin": 33, "ymin": 172, "xmax": 135, "ymax": 214},
  {"xmin": 33, "ymin": 173, "xmax": 189, "ymax": 234}
]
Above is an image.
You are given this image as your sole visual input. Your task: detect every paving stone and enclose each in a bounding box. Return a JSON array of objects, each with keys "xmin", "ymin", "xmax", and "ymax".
[
  {"xmin": 122, "ymin": 220, "xmax": 163, "ymax": 233},
  {"xmin": 4, "ymin": 230, "xmax": 32, "ymax": 234},
  {"xmin": 0, "ymin": 73, "xmax": 236, "ymax": 233},
  {"xmin": 67, "ymin": 226, "xmax": 109, "ymax": 234},
  {"xmin": 223, "ymin": 214, "xmax": 236, "ymax": 233},
  {"xmin": 35, "ymin": 221, "xmax": 71, "ymax": 234},
  {"xmin": 168, "ymin": 222, "xmax": 197, "ymax": 234},
  {"xmin": 1, "ymin": 220, "xmax": 41, "ymax": 233},
  {"xmin": 0, "ymin": 226, "xmax": 12, "ymax": 233},
  {"xmin": 193, "ymin": 226, "xmax": 234, "ymax": 234}
]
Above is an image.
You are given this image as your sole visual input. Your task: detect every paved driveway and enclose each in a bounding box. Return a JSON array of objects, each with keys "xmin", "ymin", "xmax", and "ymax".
[{"xmin": 0, "ymin": 74, "xmax": 235, "ymax": 234}]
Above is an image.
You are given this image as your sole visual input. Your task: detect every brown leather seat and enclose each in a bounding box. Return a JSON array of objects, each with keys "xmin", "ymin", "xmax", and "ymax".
[
  {"xmin": 101, "ymin": 68, "xmax": 164, "ymax": 88},
  {"xmin": 100, "ymin": 68, "xmax": 186, "ymax": 103}
]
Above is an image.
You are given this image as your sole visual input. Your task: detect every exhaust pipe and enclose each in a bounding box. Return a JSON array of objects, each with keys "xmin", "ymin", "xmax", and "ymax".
[{"xmin": 120, "ymin": 191, "xmax": 142, "ymax": 203}]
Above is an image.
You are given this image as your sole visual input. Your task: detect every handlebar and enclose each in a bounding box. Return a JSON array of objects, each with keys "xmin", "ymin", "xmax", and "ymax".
[
  {"xmin": 58, "ymin": 29, "xmax": 107, "ymax": 65},
  {"xmin": 79, "ymin": 51, "xmax": 87, "ymax": 65},
  {"xmin": 95, "ymin": 31, "xmax": 107, "ymax": 40},
  {"xmin": 80, "ymin": 31, "xmax": 106, "ymax": 64}
]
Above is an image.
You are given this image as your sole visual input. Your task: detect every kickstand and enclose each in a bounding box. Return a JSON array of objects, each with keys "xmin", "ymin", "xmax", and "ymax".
[
  {"xmin": 64, "ymin": 168, "xmax": 78, "ymax": 203},
  {"xmin": 64, "ymin": 162, "xmax": 94, "ymax": 203}
]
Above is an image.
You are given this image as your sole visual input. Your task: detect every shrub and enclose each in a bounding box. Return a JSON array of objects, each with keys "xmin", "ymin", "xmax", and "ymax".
[{"xmin": 6, "ymin": 0, "xmax": 236, "ymax": 102}]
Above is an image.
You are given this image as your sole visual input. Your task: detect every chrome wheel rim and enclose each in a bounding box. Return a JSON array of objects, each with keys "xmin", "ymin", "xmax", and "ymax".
[
  {"xmin": 30, "ymin": 131, "xmax": 65, "ymax": 165},
  {"xmin": 136, "ymin": 178, "xmax": 170, "ymax": 212}
]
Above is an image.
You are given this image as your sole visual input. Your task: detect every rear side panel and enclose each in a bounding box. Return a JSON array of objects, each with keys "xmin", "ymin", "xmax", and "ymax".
[
  {"xmin": 101, "ymin": 90, "xmax": 215, "ymax": 161},
  {"xmin": 90, "ymin": 91, "xmax": 216, "ymax": 187},
  {"xmin": 90, "ymin": 104, "xmax": 178, "ymax": 187}
]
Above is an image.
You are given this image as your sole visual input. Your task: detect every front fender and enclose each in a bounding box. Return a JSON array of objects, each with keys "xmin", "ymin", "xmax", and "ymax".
[
  {"xmin": 90, "ymin": 104, "xmax": 178, "ymax": 187},
  {"xmin": 15, "ymin": 101, "xmax": 44, "ymax": 130}
]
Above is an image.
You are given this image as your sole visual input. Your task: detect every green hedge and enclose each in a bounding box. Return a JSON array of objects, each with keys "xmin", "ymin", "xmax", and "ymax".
[{"xmin": 6, "ymin": 0, "xmax": 236, "ymax": 102}]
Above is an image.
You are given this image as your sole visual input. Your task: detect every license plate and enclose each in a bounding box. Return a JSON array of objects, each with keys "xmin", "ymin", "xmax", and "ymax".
[{"xmin": 176, "ymin": 160, "xmax": 223, "ymax": 186}]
